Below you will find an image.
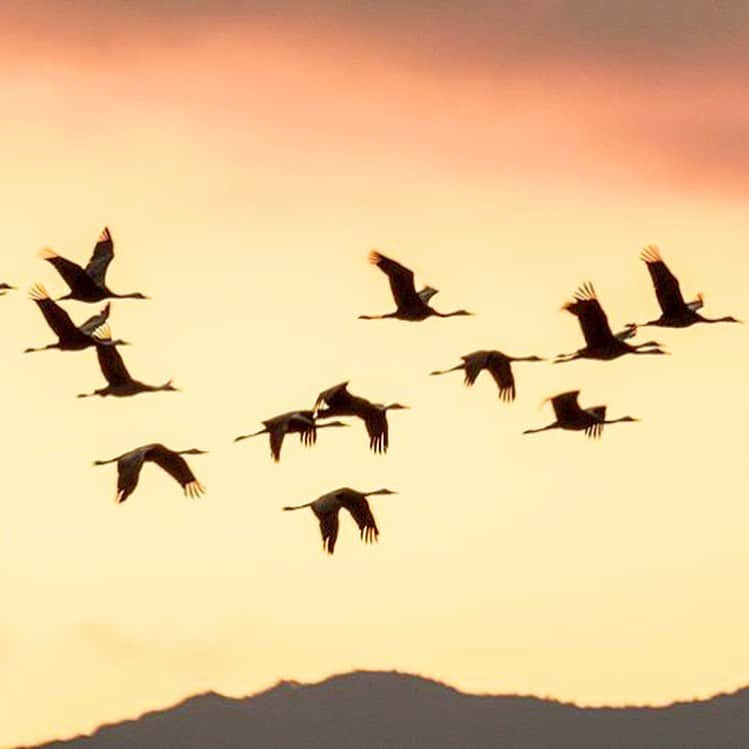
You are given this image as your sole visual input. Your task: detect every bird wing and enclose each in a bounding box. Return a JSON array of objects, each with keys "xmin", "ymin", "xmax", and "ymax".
[
  {"xmin": 340, "ymin": 493, "xmax": 379, "ymax": 544},
  {"xmin": 584, "ymin": 406, "xmax": 606, "ymax": 439},
  {"xmin": 318, "ymin": 508, "xmax": 340, "ymax": 554},
  {"xmin": 461, "ymin": 352, "xmax": 488, "ymax": 386},
  {"xmin": 268, "ymin": 422, "xmax": 289, "ymax": 462},
  {"xmin": 78, "ymin": 302, "xmax": 111, "ymax": 336},
  {"xmin": 368, "ymin": 251, "xmax": 421, "ymax": 309},
  {"xmin": 640, "ymin": 245, "xmax": 687, "ymax": 316},
  {"xmin": 486, "ymin": 353, "xmax": 516, "ymax": 402},
  {"xmin": 314, "ymin": 381, "xmax": 353, "ymax": 412},
  {"xmin": 146, "ymin": 444, "xmax": 203, "ymax": 493},
  {"xmin": 287, "ymin": 412, "xmax": 317, "ymax": 446},
  {"xmin": 40, "ymin": 249, "xmax": 89, "ymax": 293},
  {"xmin": 363, "ymin": 407, "xmax": 388, "ymax": 454},
  {"xmin": 549, "ymin": 390, "xmax": 584, "ymax": 422},
  {"xmin": 115, "ymin": 449, "xmax": 147, "ymax": 503},
  {"xmin": 29, "ymin": 283, "xmax": 80, "ymax": 340},
  {"xmin": 94, "ymin": 335, "xmax": 132, "ymax": 385},
  {"xmin": 563, "ymin": 283, "xmax": 616, "ymax": 348},
  {"xmin": 85, "ymin": 227, "xmax": 115, "ymax": 286}
]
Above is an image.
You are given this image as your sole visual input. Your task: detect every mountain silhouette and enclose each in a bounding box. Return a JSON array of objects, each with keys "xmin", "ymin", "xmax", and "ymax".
[{"xmin": 25, "ymin": 670, "xmax": 749, "ymax": 748}]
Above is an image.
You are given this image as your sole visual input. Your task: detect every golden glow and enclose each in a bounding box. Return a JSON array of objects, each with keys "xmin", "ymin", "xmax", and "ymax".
[{"xmin": 1, "ymin": 7, "xmax": 748, "ymax": 747}]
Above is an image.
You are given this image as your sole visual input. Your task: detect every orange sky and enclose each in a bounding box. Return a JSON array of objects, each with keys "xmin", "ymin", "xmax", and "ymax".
[{"xmin": 2, "ymin": 3, "xmax": 748, "ymax": 746}]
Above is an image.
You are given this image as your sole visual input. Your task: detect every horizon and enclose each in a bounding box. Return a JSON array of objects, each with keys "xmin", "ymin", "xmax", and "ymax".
[{"xmin": 2, "ymin": 1, "xmax": 748, "ymax": 747}]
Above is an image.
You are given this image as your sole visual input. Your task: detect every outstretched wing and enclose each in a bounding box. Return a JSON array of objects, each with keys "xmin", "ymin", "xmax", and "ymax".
[
  {"xmin": 115, "ymin": 450, "xmax": 147, "ymax": 503},
  {"xmin": 368, "ymin": 251, "xmax": 421, "ymax": 310},
  {"xmin": 268, "ymin": 423, "xmax": 289, "ymax": 462},
  {"xmin": 85, "ymin": 227, "xmax": 115, "ymax": 286},
  {"xmin": 363, "ymin": 408, "xmax": 388, "ymax": 454},
  {"xmin": 563, "ymin": 283, "xmax": 616, "ymax": 348},
  {"xmin": 29, "ymin": 283, "xmax": 79, "ymax": 340},
  {"xmin": 340, "ymin": 494, "xmax": 379, "ymax": 544},
  {"xmin": 79, "ymin": 302, "xmax": 111, "ymax": 336},
  {"xmin": 486, "ymin": 353, "xmax": 516, "ymax": 402},
  {"xmin": 318, "ymin": 509, "xmax": 340, "ymax": 554},
  {"xmin": 40, "ymin": 248, "xmax": 88, "ymax": 293},
  {"xmin": 640, "ymin": 245, "xmax": 687, "ymax": 316},
  {"xmin": 94, "ymin": 330, "xmax": 132, "ymax": 385},
  {"xmin": 146, "ymin": 444, "xmax": 204, "ymax": 497},
  {"xmin": 549, "ymin": 390, "xmax": 584, "ymax": 422},
  {"xmin": 314, "ymin": 381, "xmax": 353, "ymax": 412},
  {"xmin": 461, "ymin": 351, "xmax": 489, "ymax": 386},
  {"xmin": 584, "ymin": 406, "xmax": 607, "ymax": 439}
]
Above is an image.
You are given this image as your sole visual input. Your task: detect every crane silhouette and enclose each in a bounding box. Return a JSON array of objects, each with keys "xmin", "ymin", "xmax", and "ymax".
[
  {"xmin": 77, "ymin": 328, "xmax": 177, "ymax": 398},
  {"xmin": 523, "ymin": 390, "xmax": 639, "ymax": 438},
  {"xmin": 234, "ymin": 410, "xmax": 349, "ymax": 462},
  {"xmin": 0, "ymin": 282, "xmax": 15, "ymax": 296},
  {"xmin": 283, "ymin": 487, "xmax": 397, "ymax": 554},
  {"xmin": 40, "ymin": 227, "xmax": 148, "ymax": 302},
  {"xmin": 93, "ymin": 444, "xmax": 206, "ymax": 503},
  {"xmin": 25, "ymin": 284, "xmax": 128, "ymax": 353},
  {"xmin": 359, "ymin": 251, "xmax": 473, "ymax": 321},
  {"xmin": 555, "ymin": 283, "xmax": 666, "ymax": 363},
  {"xmin": 633, "ymin": 245, "xmax": 741, "ymax": 328},
  {"xmin": 430, "ymin": 350, "xmax": 544, "ymax": 402},
  {"xmin": 314, "ymin": 381, "xmax": 409, "ymax": 454}
]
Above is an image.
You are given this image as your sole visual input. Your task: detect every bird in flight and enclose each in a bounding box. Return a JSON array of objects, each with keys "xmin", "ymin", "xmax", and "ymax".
[
  {"xmin": 77, "ymin": 328, "xmax": 177, "ymax": 398},
  {"xmin": 314, "ymin": 381, "xmax": 409, "ymax": 454},
  {"xmin": 555, "ymin": 283, "xmax": 666, "ymax": 363},
  {"xmin": 93, "ymin": 444, "xmax": 206, "ymax": 503},
  {"xmin": 283, "ymin": 487, "xmax": 397, "ymax": 554},
  {"xmin": 359, "ymin": 251, "xmax": 473, "ymax": 321},
  {"xmin": 39, "ymin": 227, "xmax": 148, "ymax": 302},
  {"xmin": 234, "ymin": 410, "xmax": 349, "ymax": 462},
  {"xmin": 430, "ymin": 350, "xmax": 544, "ymax": 402},
  {"xmin": 523, "ymin": 390, "xmax": 639, "ymax": 438},
  {"xmin": 634, "ymin": 245, "xmax": 741, "ymax": 328},
  {"xmin": 25, "ymin": 283, "xmax": 128, "ymax": 353}
]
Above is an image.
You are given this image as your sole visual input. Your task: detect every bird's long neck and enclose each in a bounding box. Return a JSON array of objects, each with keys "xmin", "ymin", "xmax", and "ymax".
[
  {"xmin": 112, "ymin": 291, "xmax": 146, "ymax": 299},
  {"xmin": 282, "ymin": 502, "xmax": 314, "ymax": 511},
  {"xmin": 429, "ymin": 363, "xmax": 464, "ymax": 376},
  {"xmin": 631, "ymin": 345, "xmax": 666, "ymax": 355},
  {"xmin": 434, "ymin": 309, "xmax": 471, "ymax": 318},
  {"xmin": 602, "ymin": 417, "xmax": 634, "ymax": 425},
  {"xmin": 699, "ymin": 314, "xmax": 740, "ymax": 324},
  {"xmin": 363, "ymin": 489, "xmax": 393, "ymax": 497}
]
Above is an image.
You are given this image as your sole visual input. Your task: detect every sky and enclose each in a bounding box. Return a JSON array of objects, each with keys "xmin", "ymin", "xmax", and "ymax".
[{"xmin": 1, "ymin": 1, "xmax": 748, "ymax": 745}]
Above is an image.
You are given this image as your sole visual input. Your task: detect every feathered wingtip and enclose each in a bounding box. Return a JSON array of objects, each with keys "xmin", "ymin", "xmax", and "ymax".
[
  {"xmin": 98, "ymin": 227, "xmax": 112, "ymax": 243},
  {"xmin": 368, "ymin": 250, "xmax": 383, "ymax": 265},
  {"xmin": 38, "ymin": 247, "xmax": 58, "ymax": 260},
  {"xmin": 641, "ymin": 244, "xmax": 662, "ymax": 263},
  {"xmin": 29, "ymin": 282, "xmax": 49, "ymax": 301},
  {"xmin": 184, "ymin": 480, "xmax": 205, "ymax": 499},
  {"xmin": 561, "ymin": 281, "xmax": 596, "ymax": 311},
  {"xmin": 92, "ymin": 323, "xmax": 112, "ymax": 342},
  {"xmin": 115, "ymin": 489, "xmax": 126, "ymax": 504}
]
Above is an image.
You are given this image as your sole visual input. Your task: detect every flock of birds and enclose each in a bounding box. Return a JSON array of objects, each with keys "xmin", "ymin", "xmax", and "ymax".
[{"xmin": 3, "ymin": 232, "xmax": 741, "ymax": 554}]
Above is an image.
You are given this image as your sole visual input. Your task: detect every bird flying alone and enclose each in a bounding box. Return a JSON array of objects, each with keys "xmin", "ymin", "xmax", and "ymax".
[
  {"xmin": 430, "ymin": 350, "xmax": 544, "ymax": 402},
  {"xmin": 633, "ymin": 245, "xmax": 741, "ymax": 328},
  {"xmin": 234, "ymin": 410, "xmax": 349, "ymax": 462},
  {"xmin": 555, "ymin": 282, "xmax": 666, "ymax": 363},
  {"xmin": 93, "ymin": 444, "xmax": 206, "ymax": 504},
  {"xmin": 523, "ymin": 390, "xmax": 639, "ymax": 439},
  {"xmin": 359, "ymin": 251, "xmax": 473, "ymax": 321},
  {"xmin": 25, "ymin": 283, "xmax": 128, "ymax": 353},
  {"xmin": 314, "ymin": 381, "xmax": 409, "ymax": 454},
  {"xmin": 283, "ymin": 487, "xmax": 396, "ymax": 554},
  {"xmin": 77, "ymin": 327, "xmax": 177, "ymax": 398},
  {"xmin": 39, "ymin": 227, "xmax": 148, "ymax": 302}
]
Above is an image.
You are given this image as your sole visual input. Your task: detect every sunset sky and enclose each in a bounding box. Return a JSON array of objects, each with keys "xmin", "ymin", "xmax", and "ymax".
[{"xmin": 2, "ymin": 1, "xmax": 748, "ymax": 746}]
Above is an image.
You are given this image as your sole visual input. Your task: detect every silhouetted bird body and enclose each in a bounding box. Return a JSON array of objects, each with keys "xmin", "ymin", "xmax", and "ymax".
[
  {"xmin": 283, "ymin": 487, "xmax": 396, "ymax": 554},
  {"xmin": 430, "ymin": 350, "xmax": 544, "ymax": 402},
  {"xmin": 636, "ymin": 245, "xmax": 741, "ymax": 328},
  {"xmin": 25, "ymin": 284, "xmax": 127, "ymax": 353},
  {"xmin": 77, "ymin": 329, "xmax": 176, "ymax": 398},
  {"xmin": 234, "ymin": 410, "xmax": 348, "ymax": 462},
  {"xmin": 523, "ymin": 390, "xmax": 638, "ymax": 438},
  {"xmin": 40, "ymin": 227, "xmax": 148, "ymax": 302},
  {"xmin": 314, "ymin": 381, "xmax": 408, "ymax": 454},
  {"xmin": 359, "ymin": 251, "xmax": 473, "ymax": 321},
  {"xmin": 555, "ymin": 283, "xmax": 666, "ymax": 363},
  {"xmin": 93, "ymin": 444, "xmax": 206, "ymax": 503}
]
